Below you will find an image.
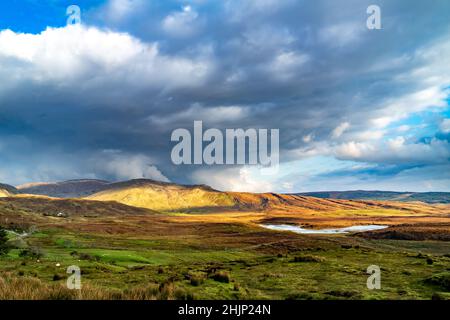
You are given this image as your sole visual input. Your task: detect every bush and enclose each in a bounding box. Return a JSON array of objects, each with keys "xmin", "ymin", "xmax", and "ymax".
[
  {"xmin": 189, "ymin": 274, "xmax": 205, "ymax": 286},
  {"xmin": 325, "ymin": 290, "xmax": 359, "ymax": 298},
  {"xmin": 18, "ymin": 247, "xmax": 44, "ymax": 259},
  {"xmin": 174, "ymin": 288, "xmax": 194, "ymax": 300},
  {"xmin": 78, "ymin": 253, "xmax": 99, "ymax": 261},
  {"xmin": 52, "ymin": 274, "xmax": 64, "ymax": 281},
  {"xmin": 211, "ymin": 271, "xmax": 230, "ymax": 283},
  {"xmin": 292, "ymin": 255, "xmax": 324, "ymax": 263},
  {"xmin": 286, "ymin": 292, "xmax": 317, "ymax": 300},
  {"xmin": 425, "ymin": 272, "xmax": 450, "ymax": 290},
  {"xmin": 0, "ymin": 227, "xmax": 10, "ymax": 255}
]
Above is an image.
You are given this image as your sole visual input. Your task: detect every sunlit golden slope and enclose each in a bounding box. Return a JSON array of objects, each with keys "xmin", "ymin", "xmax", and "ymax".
[
  {"xmin": 228, "ymin": 192, "xmax": 447, "ymax": 214},
  {"xmin": 86, "ymin": 179, "xmax": 235, "ymax": 212},
  {"xmin": 0, "ymin": 183, "xmax": 18, "ymax": 198},
  {"xmin": 0, "ymin": 190, "xmax": 11, "ymax": 197}
]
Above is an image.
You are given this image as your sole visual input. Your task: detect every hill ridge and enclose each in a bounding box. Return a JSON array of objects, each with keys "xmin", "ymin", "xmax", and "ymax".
[
  {"xmin": 0, "ymin": 183, "xmax": 18, "ymax": 197},
  {"xmin": 297, "ymin": 190, "xmax": 450, "ymax": 204}
]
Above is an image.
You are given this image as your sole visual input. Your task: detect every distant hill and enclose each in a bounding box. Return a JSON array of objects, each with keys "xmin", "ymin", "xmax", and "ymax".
[
  {"xmin": 17, "ymin": 179, "xmax": 111, "ymax": 198},
  {"xmin": 296, "ymin": 191, "xmax": 450, "ymax": 204},
  {"xmin": 86, "ymin": 179, "xmax": 235, "ymax": 212},
  {"xmin": 0, "ymin": 183, "xmax": 18, "ymax": 197}
]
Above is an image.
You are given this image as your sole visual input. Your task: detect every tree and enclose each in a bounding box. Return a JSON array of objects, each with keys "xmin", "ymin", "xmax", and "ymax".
[{"xmin": 0, "ymin": 226, "xmax": 10, "ymax": 255}]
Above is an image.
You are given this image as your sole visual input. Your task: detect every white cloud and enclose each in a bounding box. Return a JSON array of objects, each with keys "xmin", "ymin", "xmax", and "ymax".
[
  {"xmin": 318, "ymin": 22, "xmax": 363, "ymax": 47},
  {"xmin": 302, "ymin": 133, "xmax": 314, "ymax": 143},
  {"xmin": 162, "ymin": 6, "xmax": 200, "ymax": 37},
  {"xmin": 94, "ymin": 151, "xmax": 170, "ymax": 182},
  {"xmin": 369, "ymin": 87, "xmax": 448, "ymax": 129},
  {"xmin": 398, "ymin": 35, "xmax": 450, "ymax": 87},
  {"xmin": 225, "ymin": 0, "xmax": 295, "ymax": 22},
  {"xmin": 397, "ymin": 125, "xmax": 411, "ymax": 132},
  {"xmin": 331, "ymin": 122, "xmax": 350, "ymax": 139},
  {"xmin": 243, "ymin": 26, "xmax": 296, "ymax": 52},
  {"xmin": 335, "ymin": 141, "xmax": 374, "ymax": 159},
  {"xmin": 191, "ymin": 167, "xmax": 273, "ymax": 192},
  {"xmin": 149, "ymin": 103, "xmax": 249, "ymax": 126},
  {"xmin": 0, "ymin": 146, "xmax": 170, "ymax": 185},
  {"xmin": 281, "ymin": 182, "xmax": 294, "ymax": 192},
  {"xmin": 0, "ymin": 25, "xmax": 213, "ymax": 95},
  {"xmin": 440, "ymin": 118, "xmax": 450, "ymax": 133},
  {"xmin": 353, "ymin": 130, "xmax": 385, "ymax": 140},
  {"xmin": 335, "ymin": 137, "xmax": 450, "ymax": 165},
  {"xmin": 102, "ymin": 0, "xmax": 145, "ymax": 23},
  {"xmin": 268, "ymin": 51, "xmax": 309, "ymax": 80}
]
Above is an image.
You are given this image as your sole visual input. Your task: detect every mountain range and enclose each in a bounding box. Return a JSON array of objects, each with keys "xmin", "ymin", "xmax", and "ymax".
[
  {"xmin": 297, "ymin": 190, "xmax": 450, "ymax": 204},
  {"xmin": 1, "ymin": 179, "xmax": 448, "ymax": 214}
]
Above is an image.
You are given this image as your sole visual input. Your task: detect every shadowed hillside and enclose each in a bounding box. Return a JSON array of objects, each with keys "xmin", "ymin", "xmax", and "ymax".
[
  {"xmin": 0, "ymin": 195, "xmax": 158, "ymax": 229},
  {"xmin": 17, "ymin": 179, "xmax": 111, "ymax": 198}
]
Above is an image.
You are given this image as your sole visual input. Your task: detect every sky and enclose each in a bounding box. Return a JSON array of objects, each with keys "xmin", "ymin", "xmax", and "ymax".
[{"xmin": 0, "ymin": 0, "xmax": 449, "ymax": 193}]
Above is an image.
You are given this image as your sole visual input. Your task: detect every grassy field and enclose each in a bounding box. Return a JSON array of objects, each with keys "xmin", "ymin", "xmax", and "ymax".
[{"xmin": 0, "ymin": 195, "xmax": 449, "ymax": 300}]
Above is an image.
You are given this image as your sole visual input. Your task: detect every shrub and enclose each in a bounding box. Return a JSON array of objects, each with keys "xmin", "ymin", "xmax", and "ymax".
[
  {"xmin": 52, "ymin": 274, "xmax": 64, "ymax": 281},
  {"xmin": 425, "ymin": 272, "xmax": 450, "ymax": 290},
  {"xmin": 211, "ymin": 271, "xmax": 230, "ymax": 283},
  {"xmin": 158, "ymin": 282, "xmax": 175, "ymax": 300},
  {"xmin": 0, "ymin": 227, "xmax": 10, "ymax": 255},
  {"xmin": 189, "ymin": 274, "xmax": 205, "ymax": 286},
  {"xmin": 18, "ymin": 247, "xmax": 44, "ymax": 259},
  {"xmin": 325, "ymin": 290, "xmax": 358, "ymax": 298},
  {"xmin": 286, "ymin": 292, "xmax": 317, "ymax": 300},
  {"xmin": 174, "ymin": 288, "xmax": 194, "ymax": 300},
  {"xmin": 431, "ymin": 292, "xmax": 449, "ymax": 300},
  {"xmin": 78, "ymin": 253, "xmax": 98, "ymax": 261},
  {"xmin": 292, "ymin": 255, "xmax": 324, "ymax": 263}
]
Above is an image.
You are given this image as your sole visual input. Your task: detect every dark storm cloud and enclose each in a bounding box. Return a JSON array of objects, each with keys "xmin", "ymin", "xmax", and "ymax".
[{"xmin": 0, "ymin": 0, "xmax": 449, "ymax": 190}]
